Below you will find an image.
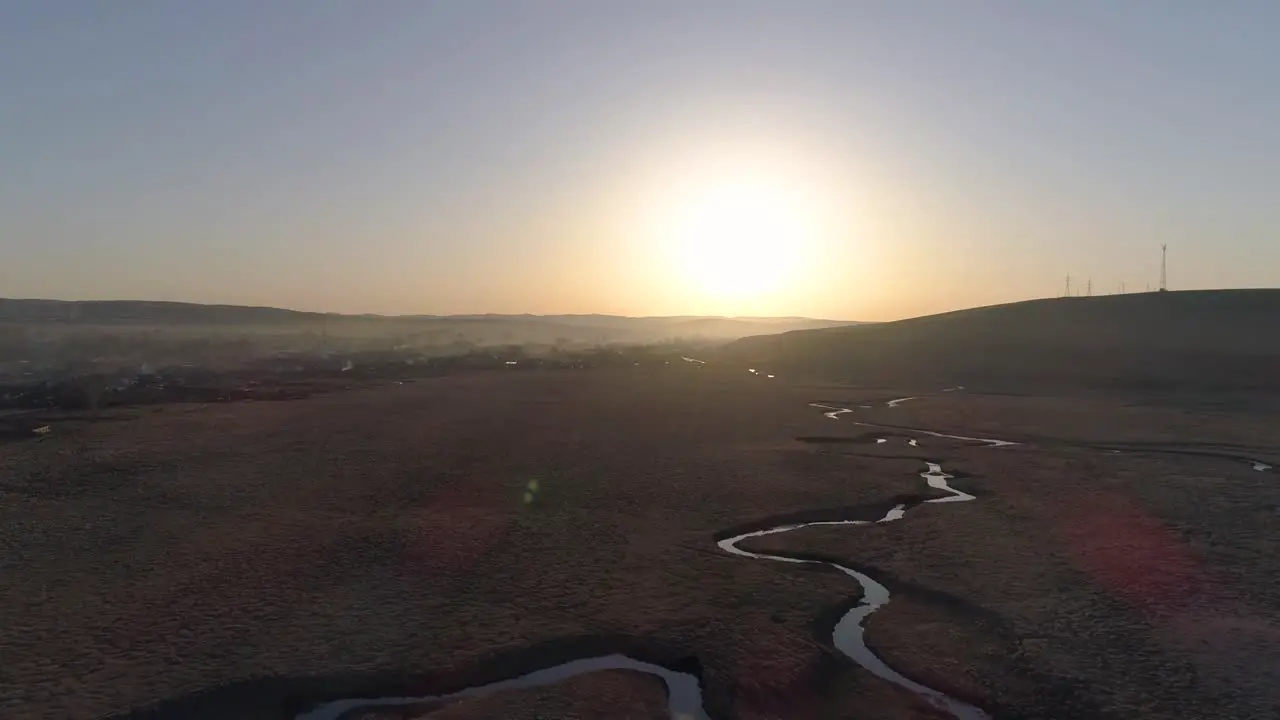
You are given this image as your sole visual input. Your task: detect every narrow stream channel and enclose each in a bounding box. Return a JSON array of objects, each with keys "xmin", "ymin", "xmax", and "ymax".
[
  {"xmin": 296, "ymin": 654, "xmax": 709, "ymax": 720},
  {"xmin": 717, "ymin": 458, "xmax": 993, "ymax": 720},
  {"xmin": 810, "ymin": 403, "xmax": 1018, "ymax": 449}
]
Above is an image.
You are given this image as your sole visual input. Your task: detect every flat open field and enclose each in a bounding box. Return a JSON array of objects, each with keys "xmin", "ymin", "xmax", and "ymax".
[{"xmin": 2, "ymin": 366, "xmax": 1277, "ymax": 719}]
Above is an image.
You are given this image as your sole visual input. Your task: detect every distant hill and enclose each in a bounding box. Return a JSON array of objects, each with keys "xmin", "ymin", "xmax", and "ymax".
[
  {"xmin": 0, "ymin": 299, "xmax": 323, "ymax": 325},
  {"xmin": 723, "ymin": 290, "xmax": 1280, "ymax": 392},
  {"xmin": 0, "ymin": 298, "xmax": 858, "ymax": 343}
]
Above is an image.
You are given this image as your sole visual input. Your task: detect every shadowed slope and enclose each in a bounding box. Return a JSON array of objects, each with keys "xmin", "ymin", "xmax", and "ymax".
[{"xmin": 723, "ymin": 290, "xmax": 1280, "ymax": 391}]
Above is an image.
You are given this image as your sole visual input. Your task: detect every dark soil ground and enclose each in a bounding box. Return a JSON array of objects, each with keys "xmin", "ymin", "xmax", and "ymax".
[{"xmin": 1, "ymin": 365, "xmax": 1277, "ymax": 719}]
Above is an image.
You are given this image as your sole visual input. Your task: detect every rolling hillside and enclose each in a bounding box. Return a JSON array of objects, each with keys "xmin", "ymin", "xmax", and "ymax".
[
  {"xmin": 723, "ymin": 290, "xmax": 1280, "ymax": 391},
  {"xmin": 0, "ymin": 299, "xmax": 855, "ymax": 343}
]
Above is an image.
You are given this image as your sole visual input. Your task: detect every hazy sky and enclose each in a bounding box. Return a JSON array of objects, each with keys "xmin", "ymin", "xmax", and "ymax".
[{"xmin": 3, "ymin": 1, "xmax": 1277, "ymax": 320}]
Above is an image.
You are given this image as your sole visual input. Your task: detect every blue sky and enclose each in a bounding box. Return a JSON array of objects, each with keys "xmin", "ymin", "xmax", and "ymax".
[{"xmin": 3, "ymin": 1, "xmax": 1277, "ymax": 319}]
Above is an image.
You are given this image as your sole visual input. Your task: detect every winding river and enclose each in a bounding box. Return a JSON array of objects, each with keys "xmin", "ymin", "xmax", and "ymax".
[
  {"xmin": 717, "ymin": 458, "xmax": 993, "ymax": 720},
  {"xmin": 297, "ymin": 393, "xmax": 1012, "ymax": 720},
  {"xmin": 297, "ymin": 655, "xmax": 709, "ymax": 720}
]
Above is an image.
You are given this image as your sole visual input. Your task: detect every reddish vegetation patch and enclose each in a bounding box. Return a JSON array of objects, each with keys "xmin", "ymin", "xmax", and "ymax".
[
  {"xmin": 730, "ymin": 631, "xmax": 828, "ymax": 719},
  {"xmin": 398, "ymin": 486, "xmax": 514, "ymax": 576},
  {"xmin": 1054, "ymin": 489, "xmax": 1216, "ymax": 617},
  {"xmin": 64, "ymin": 516, "xmax": 345, "ymax": 700}
]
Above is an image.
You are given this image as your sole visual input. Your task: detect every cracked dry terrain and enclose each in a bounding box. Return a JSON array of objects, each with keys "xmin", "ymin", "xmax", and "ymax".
[{"xmin": 2, "ymin": 367, "xmax": 1278, "ymax": 719}]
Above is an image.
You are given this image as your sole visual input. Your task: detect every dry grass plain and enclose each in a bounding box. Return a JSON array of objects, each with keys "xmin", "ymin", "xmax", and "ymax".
[{"xmin": 1, "ymin": 365, "xmax": 1277, "ymax": 719}]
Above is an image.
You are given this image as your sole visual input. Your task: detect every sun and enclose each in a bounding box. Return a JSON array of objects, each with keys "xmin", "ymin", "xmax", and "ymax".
[{"xmin": 663, "ymin": 173, "xmax": 817, "ymax": 305}]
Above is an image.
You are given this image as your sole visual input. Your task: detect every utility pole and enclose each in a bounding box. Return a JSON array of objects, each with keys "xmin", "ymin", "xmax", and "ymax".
[
  {"xmin": 1065, "ymin": 275, "xmax": 1071, "ymax": 297},
  {"xmin": 1087, "ymin": 278, "xmax": 1092, "ymax": 297},
  {"xmin": 1159, "ymin": 244, "xmax": 1168, "ymax": 291}
]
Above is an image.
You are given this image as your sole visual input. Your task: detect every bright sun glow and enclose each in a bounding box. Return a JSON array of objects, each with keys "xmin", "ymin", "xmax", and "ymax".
[{"xmin": 664, "ymin": 173, "xmax": 819, "ymax": 305}]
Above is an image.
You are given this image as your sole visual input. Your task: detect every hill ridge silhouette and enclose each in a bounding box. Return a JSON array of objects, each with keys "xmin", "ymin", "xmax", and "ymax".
[
  {"xmin": 0, "ymin": 298, "xmax": 854, "ymax": 326},
  {"xmin": 724, "ymin": 289, "xmax": 1280, "ymax": 391}
]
